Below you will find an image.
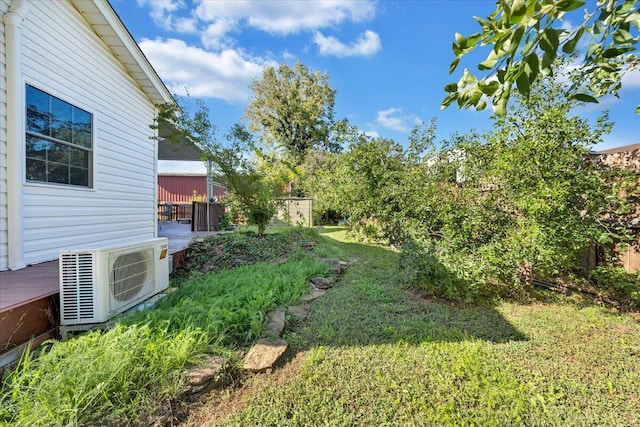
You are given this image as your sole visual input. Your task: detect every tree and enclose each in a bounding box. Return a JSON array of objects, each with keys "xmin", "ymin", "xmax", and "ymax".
[
  {"xmin": 414, "ymin": 75, "xmax": 624, "ymax": 299},
  {"xmin": 204, "ymin": 124, "xmax": 284, "ymax": 236},
  {"xmin": 443, "ymin": 0, "xmax": 640, "ymax": 116},
  {"xmin": 154, "ymin": 98, "xmax": 284, "ymax": 236},
  {"xmin": 246, "ymin": 62, "xmax": 338, "ymax": 166}
]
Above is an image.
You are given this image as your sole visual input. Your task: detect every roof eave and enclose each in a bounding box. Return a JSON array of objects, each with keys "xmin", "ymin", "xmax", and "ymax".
[{"xmin": 70, "ymin": 0, "xmax": 174, "ymax": 106}]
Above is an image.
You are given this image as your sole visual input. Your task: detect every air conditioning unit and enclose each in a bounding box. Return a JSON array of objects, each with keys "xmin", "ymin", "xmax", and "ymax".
[{"xmin": 59, "ymin": 238, "xmax": 170, "ymax": 326}]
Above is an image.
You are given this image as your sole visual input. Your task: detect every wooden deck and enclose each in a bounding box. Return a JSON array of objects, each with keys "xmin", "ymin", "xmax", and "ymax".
[
  {"xmin": 0, "ymin": 222, "xmax": 218, "ymax": 313},
  {"xmin": 0, "ymin": 223, "xmax": 221, "ymax": 362}
]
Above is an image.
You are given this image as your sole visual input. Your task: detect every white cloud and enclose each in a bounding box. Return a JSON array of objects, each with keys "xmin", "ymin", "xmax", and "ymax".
[
  {"xmin": 377, "ymin": 108, "xmax": 421, "ymax": 132},
  {"xmin": 313, "ymin": 30, "xmax": 381, "ymax": 57},
  {"xmin": 201, "ymin": 18, "xmax": 238, "ymax": 49},
  {"xmin": 139, "ymin": 38, "xmax": 276, "ymax": 103},
  {"xmin": 622, "ymin": 68, "xmax": 640, "ymax": 89},
  {"xmin": 137, "ymin": 0, "xmax": 197, "ymax": 33},
  {"xmin": 281, "ymin": 49, "xmax": 296, "ymax": 61},
  {"xmin": 195, "ymin": 1, "xmax": 377, "ymax": 36},
  {"xmin": 363, "ymin": 129, "xmax": 380, "ymax": 139}
]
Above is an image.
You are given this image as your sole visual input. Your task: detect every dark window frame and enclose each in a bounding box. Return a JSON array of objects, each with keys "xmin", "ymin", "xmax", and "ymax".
[{"xmin": 25, "ymin": 85, "xmax": 93, "ymax": 188}]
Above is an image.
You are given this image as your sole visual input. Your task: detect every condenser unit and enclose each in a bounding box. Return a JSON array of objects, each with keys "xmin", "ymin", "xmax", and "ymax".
[{"xmin": 59, "ymin": 238, "xmax": 170, "ymax": 326}]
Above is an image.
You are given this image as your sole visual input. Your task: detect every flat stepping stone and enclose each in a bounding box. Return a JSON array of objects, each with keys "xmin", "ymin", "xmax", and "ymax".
[
  {"xmin": 311, "ymin": 277, "xmax": 335, "ymax": 289},
  {"xmin": 301, "ymin": 288, "xmax": 325, "ymax": 302},
  {"xmin": 243, "ymin": 338, "xmax": 288, "ymax": 372},
  {"xmin": 263, "ymin": 307, "xmax": 285, "ymax": 337},
  {"xmin": 288, "ymin": 304, "xmax": 311, "ymax": 321}
]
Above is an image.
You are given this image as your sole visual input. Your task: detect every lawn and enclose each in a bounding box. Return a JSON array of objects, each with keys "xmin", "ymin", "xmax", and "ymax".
[
  {"xmin": 185, "ymin": 227, "xmax": 640, "ymax": 426},
  {"xmin": 1, "ymin": 227, "xmax": 638, "ymax": 426}
]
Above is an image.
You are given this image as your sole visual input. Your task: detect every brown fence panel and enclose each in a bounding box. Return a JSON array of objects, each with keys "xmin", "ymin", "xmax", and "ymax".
[{"xmin": 192, "ymin": 202, "xmax": 225, "ymax": 231}]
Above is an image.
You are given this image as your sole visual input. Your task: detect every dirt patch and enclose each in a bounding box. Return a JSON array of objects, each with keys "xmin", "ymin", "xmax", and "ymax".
[{"xmin": 179, "ymin": 350, "xmax": 308, "ymax": 426}]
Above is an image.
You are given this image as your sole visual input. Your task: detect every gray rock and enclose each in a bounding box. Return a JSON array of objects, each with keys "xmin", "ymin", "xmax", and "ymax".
[
  {"xmin": 184, "ymin": 355, "xmax": 228, "ymax": 395},
  {"xmin": 301, "ymin": 288, "xmax": 325, "ymax": 302},
  {"xmin": 288, "ymin": 304, "xmax": 311, "ymax": 321},
  {"xmin": 263, "ymin": 307, "xmax": 286, "ymax": 337},
  {"xmin": 243, "ymin": 338, "xmax": 288, "ymax": 372},
  {"xmin": 311, "ymin": 277, "xmax": 335, "ymax": 289}
]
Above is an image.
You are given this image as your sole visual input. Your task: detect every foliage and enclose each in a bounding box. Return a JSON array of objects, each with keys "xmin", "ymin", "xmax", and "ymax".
[
  {"xmin": 132, "ymin": 257, "xmax": 327, "ymax": 346},
  {"xmin": 444, "ymin": 0, "xmax": 640, "ymax": 116},
  {"xmin": 588, "ymin": 265, "xmax": 640, "ymax": 304},
  {"xmin": 0, "ymin": 324, "xmax": 208, "ymax": 427},
  {"xmin": 246, "ymin": 62, "xmax": 339, "ymax": 166},
  {"xmin": 414, "ymin": 81, "xmax": 631, "ymax": 299},
  {"xmin": 327, "ymin": 75, "xmax": 631, "ymax": 301},
  {"xmin": 1, "ymin": 229, "xmax": 324, "ymax": 426},
  {"xmin": 154, "ymin": 96, "xmax": 285, "ymax": 236},
  {"xmin": 174, "ymin": 228, "xmax": 318, "ymax": 276},
  {"xmin": 202, "ymin": 227, "xmax": 640, "ymax": 426}
]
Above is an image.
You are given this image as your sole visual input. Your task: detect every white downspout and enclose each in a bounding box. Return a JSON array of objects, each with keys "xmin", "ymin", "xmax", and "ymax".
[{"xmin": 4, "ymin": 0, "xmax": 29, "ymax": 270}]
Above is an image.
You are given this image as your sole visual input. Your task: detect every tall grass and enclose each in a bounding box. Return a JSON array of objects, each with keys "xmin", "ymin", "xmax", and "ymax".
[
  {"xmin": 0, "ymin": 324, "xmax": 207, "ymax": 426},
  {"xmin": 1, "ymin": 242, "xmax": 326, "ymax": 426},
  {"xmin": 126, "ymin": 257, "xmax": 327, "ymax": 345}
]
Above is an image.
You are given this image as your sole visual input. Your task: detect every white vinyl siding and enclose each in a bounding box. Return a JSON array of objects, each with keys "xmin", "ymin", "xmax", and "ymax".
[
  {"xmin": 0, "ymin": 1, "xmax": 9, "ymax": 270},
  {"xmin": 17, "ymin": 0, "xmax": 158, "ymax": 266}
]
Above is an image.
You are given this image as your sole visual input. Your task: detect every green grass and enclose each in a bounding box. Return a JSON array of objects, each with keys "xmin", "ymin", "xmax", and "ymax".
[
  {"xmin": 0, "ymin": 324, "xmax": 208, "ymax": 427},
  {"xmin": 211, "ymin": 227, "xmax": 640, "ymax": 426},
  {"xmin": 4, "ymin": 226, "xmax": 639, "ymax": 426},
  {"xmin": 0, "ymin": 229, "xmax": 326, "ymax": 427}
]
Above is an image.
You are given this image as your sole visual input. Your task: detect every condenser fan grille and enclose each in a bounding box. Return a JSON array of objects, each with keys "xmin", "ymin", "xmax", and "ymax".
[{"xmin": 110, "ymin": 248, "xmax": 153, "ymax": 302}]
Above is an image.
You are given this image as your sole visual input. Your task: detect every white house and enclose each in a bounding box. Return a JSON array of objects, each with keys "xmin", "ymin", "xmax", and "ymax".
[{"xmin": 0, "ymin": 0, "xmax": 173, "ymax": 271}]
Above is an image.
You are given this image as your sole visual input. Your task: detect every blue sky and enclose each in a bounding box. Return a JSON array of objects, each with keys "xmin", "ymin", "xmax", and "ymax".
[{"xmin": 110, "ymin": 0, "xmax": 640, "ymax": 173}]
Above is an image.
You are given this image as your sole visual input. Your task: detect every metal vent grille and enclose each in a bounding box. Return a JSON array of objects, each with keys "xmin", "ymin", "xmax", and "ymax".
[
  {"xmin": 110, "ymin": 248, "xmax": 153, "ymax": 304},
  {"xmin": 60, "ymin": 252, "xmax": 95, "ymax": 321}
]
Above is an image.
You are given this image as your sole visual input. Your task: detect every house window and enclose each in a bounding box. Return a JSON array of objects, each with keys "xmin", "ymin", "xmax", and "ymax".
[{"xmin": 25, "ymin": 85, "xmax": 92, "ymax": 187}]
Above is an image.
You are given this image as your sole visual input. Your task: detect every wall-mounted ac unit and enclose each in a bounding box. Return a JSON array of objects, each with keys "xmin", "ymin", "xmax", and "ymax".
[{"xmin": 59, "ymin": 238, "xmax": 170, "ymax": 326}]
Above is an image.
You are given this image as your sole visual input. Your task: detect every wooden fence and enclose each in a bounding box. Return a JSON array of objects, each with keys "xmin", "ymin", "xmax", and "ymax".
[{"xmin": 192, "ymin": 202, "xmax": 225, "ymax": 231}]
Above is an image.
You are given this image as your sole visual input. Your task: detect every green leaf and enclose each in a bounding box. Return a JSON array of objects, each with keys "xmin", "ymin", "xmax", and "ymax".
[
  {"xmin": 539, "ymin": 33, "xmax": 554, "ymax": 54},
  {"xmin": 509, "ymin": 0, "xmax": 528, "ymax": 24},
  {"xmin": 593, "ymin": 20, "xmax": 606, "ymax": 35},
  {"xmin": 613, "ymin": 29, "xmax": 634, "ymax": 44},
  {"xmin": 444, "ymin": 82, "xmax": 459, "ymax": 93},
  {"xmin": 525, "ymin": 53, "xmax": 539, "ymax": 82},
  {"xmin": 441, "ymin": 93, "xmax": 457, "ymax": 109},
  {"xmin": 541, "ymin": 51, "xmax": 555, "ymax": 69},
  {"xmin": 478, "ymin": 58, "xmax": 499, "ymax": 70},
  {"xmin": 466, "ymin": 32, "xmax": 483, "ymax": 46},
  {"xmin": 511, "ymin": 26, "xmax": 525, "ymax": 52},
  {"xmin": 545, "ymin": 29, "xmax": 560, "ymax": 52},
  {"xmin": 449, "ymin": 57, "xmax": 461, "ymax": 74},
  {"xmin": 602, "ymin": 47, "xmax": 634, "ymax": 58},
  {"xmin": 562, "ymin": 28, "xmax": 584, "ymax": 54},
  {"xmin": 516, "ymin": 69, "xmax": 530, "ymax": 95},
  {"xmin": 452, "ymin": 42, "xmax": 463, "ymax": 57},
  {"xmin": 493, "ymin": 94, "xmax": 508, "ymax": 117},
  {"xmin": 635, "ymin": 104, "xmax": 640, "ymax": 114},
  {"xmin": 623, "ymin": 12, "xmax": 640, "ymax": 25},
  {"xmin": 478, "ymin": 80, "xmax": 500, "ymax": 96},
  {"xmin": 455, "ymin": 33, "xmax": 468, "ymax": 46},
  {"xmin": 556, "ymin": 0, "xmax": 586, "ymax": 12},
  {"xmin": 570, "ymin": 93, "xmax": 599, "ymax": 103}
]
